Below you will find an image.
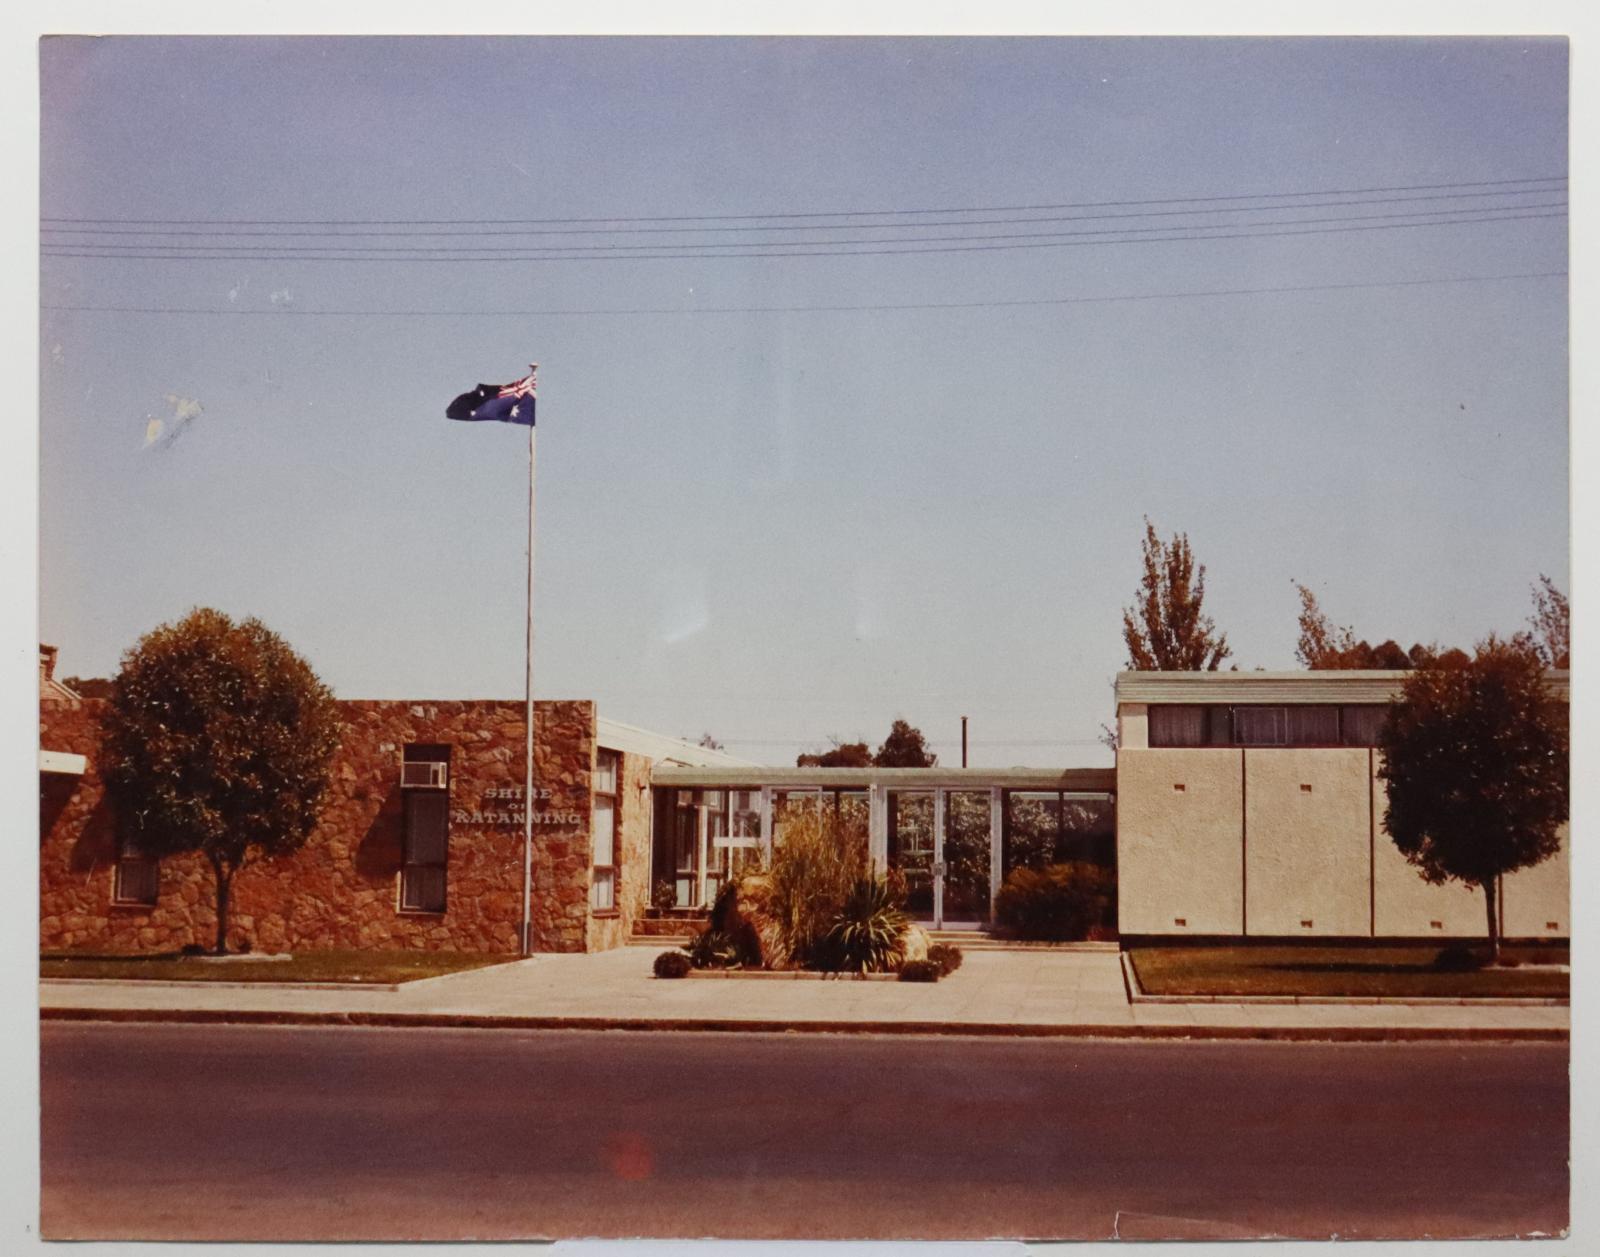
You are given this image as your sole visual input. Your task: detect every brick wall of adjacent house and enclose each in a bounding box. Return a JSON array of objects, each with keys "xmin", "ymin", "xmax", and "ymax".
[{"xmin": 39, "ymin": 696, "xmax": 619, "ymax": 955}]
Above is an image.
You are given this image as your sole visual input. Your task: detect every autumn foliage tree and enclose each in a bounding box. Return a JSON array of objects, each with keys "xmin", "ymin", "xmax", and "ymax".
[
  {"xmin": 1294, "ymin": 582, "xmax": 1469, "ymax": 670},
  {"xmin": 1524, "ymin": 574, "xmax": 1570, "ymax": 669},
  {"xmin": 99, "ymin": 609, "xmax": 342, "ymax": 954},
  {"xmin": 1121, "ymin": 520, "xmax": 1231, "ymax": 670},
  {"xmin": 1377, "ymin": 637, "xmax": 1568, "ymax": 962}
]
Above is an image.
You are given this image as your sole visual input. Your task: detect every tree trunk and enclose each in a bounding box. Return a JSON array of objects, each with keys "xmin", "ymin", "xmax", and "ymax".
[
  {"xmin": 1483, "ymin": 875, "xmax": 1501, "ymax": 965},
  {"xmin": 213, "ymin": 859, "xmax": 232, "ymax": 956}
]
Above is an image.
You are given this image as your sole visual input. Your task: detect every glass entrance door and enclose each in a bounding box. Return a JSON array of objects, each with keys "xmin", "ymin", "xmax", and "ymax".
[
  {"xmin": 943, "ymin": 791, "xmax": 993, "ymax": 927},
  {"xmin": 886, "ymin": 790, "xmax": 935, "ymax": 922}
]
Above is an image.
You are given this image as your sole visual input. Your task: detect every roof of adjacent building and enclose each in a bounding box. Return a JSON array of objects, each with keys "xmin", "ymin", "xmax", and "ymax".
[
  {"xmin": 38, "ymin": 644, "xmax": 81, "ymax": 703},
  {"xmin": 595, "ymin": 716, "xmax": 758, "ymax": 768},
  {"xmin": 1115, "ymin": 669, "xmax": 1571, "ymax": 706}
]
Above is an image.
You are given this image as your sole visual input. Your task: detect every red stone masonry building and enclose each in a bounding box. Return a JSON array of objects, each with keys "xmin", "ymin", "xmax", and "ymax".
[{"xmin": 38, "ymin": 647, "xmax": 746, "ymax": 955}]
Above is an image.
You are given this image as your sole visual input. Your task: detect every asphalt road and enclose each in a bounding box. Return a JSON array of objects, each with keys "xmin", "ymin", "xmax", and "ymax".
[{"xmin": 40, "ymin": 1023, "xmax": 1567, "ymax": 1242}]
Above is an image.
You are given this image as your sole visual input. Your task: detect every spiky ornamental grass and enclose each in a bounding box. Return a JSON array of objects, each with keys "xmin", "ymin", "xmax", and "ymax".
[{"xmin": 821, "ymin": 876, "xmax": 908, "ymax": 974}]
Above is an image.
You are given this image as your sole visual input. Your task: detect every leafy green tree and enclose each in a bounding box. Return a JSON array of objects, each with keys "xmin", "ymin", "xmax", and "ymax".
[
  {"xmin": 796, "ymin": 739, "xmax": 873, "ymax": 768},
  {"xmin": 99, "ymin": 609, "xmax": 342, "ymax": 954},
  {"xmin": 1377, "ymin": 637, "xmax": 1568, "ymax": 962},
  {"xmin": 874, "ymin": 720, "xmax": 937, "ymax": 768},
  {"xmin": 1122, "ymin": 520, "xmax": 1231, "ymax": 670}
]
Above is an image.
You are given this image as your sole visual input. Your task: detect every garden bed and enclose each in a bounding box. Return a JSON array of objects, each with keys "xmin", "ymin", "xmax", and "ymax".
[
  {"xmin": 681, "ymin": 969, "xmax": 901, "ymax": 981},
  {"xmin": 39, "ymin": 949, "xmax": 508, "ymax": 985},
  {"xmin": 1127, "ymin": 944, "xmax": 1568, "ymax": 1000}
]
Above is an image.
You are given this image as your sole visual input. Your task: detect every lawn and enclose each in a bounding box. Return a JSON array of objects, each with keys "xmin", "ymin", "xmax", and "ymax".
[
  {"xmin": 39, "ymin": 949, "xmax": 510, "ymax": 985},
  {"xmin": 1128, "ymin": 944, "xmax": 1569, "ymax": 999}
]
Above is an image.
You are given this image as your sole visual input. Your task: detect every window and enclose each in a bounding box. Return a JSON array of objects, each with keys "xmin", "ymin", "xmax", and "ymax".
[
  {"xmin": 1002, "ymin": 791, "xmax": 1116, "ymax": 876},
  {"xmin": 592, "ymin": 750, "xmax": 619, "ymax": 911},
  {"xmin": 1233, "ymin": 705, "xmax": 1288, "ymax": 745},
  {"xmin": 1149, "ymin": 704, "xmax": 1207, "ymax": 747},
  {"xmin": 1341, "ymin": 705, "xmax": 1388, "ymax": 747},
  {"xmin": 1150, "ymin": 704, "xmax": 1372, "ymax": 747},
  {"xmin": 1284, "ymin": 705, "xmax": 1340, "ymax": 745},
  {"xmin": 400, "ymin": 745, "xmax": 450, "ymax": 913},
  {"xmin": 113, "ymin": 835, "xmax": 159, "ymax": 906}
]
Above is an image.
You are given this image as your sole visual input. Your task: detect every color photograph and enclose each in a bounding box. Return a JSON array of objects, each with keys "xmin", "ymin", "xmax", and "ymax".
[{"xmin": 33, "ymin": 22, "xmax": 1572, "ymax": 1246}]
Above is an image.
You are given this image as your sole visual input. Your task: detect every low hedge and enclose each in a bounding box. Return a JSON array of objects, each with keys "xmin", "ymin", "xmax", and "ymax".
[{"xmin": 993, "ymin": 861, "xmax": 1116, "ymax": 941}]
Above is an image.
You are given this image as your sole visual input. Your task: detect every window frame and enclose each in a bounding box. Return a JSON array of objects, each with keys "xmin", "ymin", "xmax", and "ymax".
[
  {"xmin": 398, "ymin": 745, "xmax": 451, "ymax": 915},
  {"xmin": 591, "ymin": 749, "xmax": 621, "ymax": 914},
  {"xmin": 111, "ymin": 834, "xmax": 160, "ymax": 907}
]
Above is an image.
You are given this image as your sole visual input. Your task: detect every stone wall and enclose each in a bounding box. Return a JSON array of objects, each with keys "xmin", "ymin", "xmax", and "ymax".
[
  {"xmin": 40, "ymin": 696, "xmax": 600, "ymax": 955},
  {"xmin": 585, "ymin": 748, "xmax": 653, "ymax": 952}
]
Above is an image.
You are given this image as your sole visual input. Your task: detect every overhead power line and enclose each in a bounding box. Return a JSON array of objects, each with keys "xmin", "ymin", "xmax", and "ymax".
[
  {"xmin": 40, "ymin": 270, "xmax": 1567, "ymax": 318},
  {"xmin": 40, "ymin": 173, "xmax": 1565, "ymax": 227},
  {"xmin": 40, "ymin": 208, "xmax": 1567, "ymax": 264},
  {"xmin": 39, "ymin": 202, "xmax": 1570, "ymax": 256},
  {"xmin": 38, "ymin": 187, "xmax": 1568, "ymax": 240}
]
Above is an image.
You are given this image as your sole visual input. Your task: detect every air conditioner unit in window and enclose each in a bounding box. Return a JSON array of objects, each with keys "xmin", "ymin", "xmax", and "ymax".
[{"xmin": 401, "ymin": 761, "xmax": 448, "ymax": 789}]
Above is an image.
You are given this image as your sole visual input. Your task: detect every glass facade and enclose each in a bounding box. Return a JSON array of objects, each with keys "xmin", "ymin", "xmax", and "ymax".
[
  {"xmin": 652, "ymin": 778, "xmax": 1116, "ymax": 929},
  {"xmin": 1002, "ymin": 791, "xmax": 1114, "ymax": 877}
]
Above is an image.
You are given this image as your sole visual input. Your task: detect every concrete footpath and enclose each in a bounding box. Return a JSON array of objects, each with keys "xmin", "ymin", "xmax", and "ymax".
[{"xmin": 38, "ymin": 947, "xmax": 1568, "ymax": 1041}]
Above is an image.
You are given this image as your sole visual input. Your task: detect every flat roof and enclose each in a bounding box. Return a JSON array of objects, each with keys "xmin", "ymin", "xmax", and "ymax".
[
  {"xmin": 1115, "ymin": 669, "xmax": 1570, "ymax": 705},
  {"xmin": 652, "ymin": 766, "xmax": 1116, "ymax": 792},
  {"xmin": 595, "ymin": 716, "xmax": 758, "ymax": 768}
]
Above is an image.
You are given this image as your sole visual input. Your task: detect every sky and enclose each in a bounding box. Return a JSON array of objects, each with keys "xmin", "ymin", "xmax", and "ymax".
[{"xmin": 36, "ymin": 35, "xmax": 1570, "ymax": 768}]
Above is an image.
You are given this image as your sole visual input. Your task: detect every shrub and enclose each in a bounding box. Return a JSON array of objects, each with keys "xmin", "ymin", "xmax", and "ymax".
[
  {"xmin": 1433, "ymin": 943, "xmax": 1488, "ymax": 972},
  {"xmin": 993, "ymin": 861, "xmax": 1116, "ymax": 941},
  {"xmin": 654, "ymin": 950, "xmax": 692, "ymax": 979},
  {"xmin": 927, "ymin": 943, "xmax": 963, "ymax": 976},
  {"xmin": 898, "ymin": 959, "xmax": 941, "ymax": 983},
  {"xmin": 817, "ymin": 877, "xmax": 908, "ymax": 974},
  {"xmin": 684, "ymin": 929, "xmax": 745, "ymax": 970},
  {"xmin": 651, "ymin": 879, "xmax": 677, "ymax": 912}
]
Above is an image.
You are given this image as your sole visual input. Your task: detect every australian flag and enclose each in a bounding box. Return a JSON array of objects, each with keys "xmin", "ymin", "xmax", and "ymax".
[{"xmin": 447, "ymin": 366, "xmax": 536, "ymax": 426}]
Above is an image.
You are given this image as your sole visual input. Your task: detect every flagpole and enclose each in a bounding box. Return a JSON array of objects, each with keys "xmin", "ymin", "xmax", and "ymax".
[{"xmin": 520, "ymin": 374, "xmax": 537, "ymax": 958}]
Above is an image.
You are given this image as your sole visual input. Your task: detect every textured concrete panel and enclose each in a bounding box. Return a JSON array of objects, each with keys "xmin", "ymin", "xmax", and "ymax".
[
  {"xmin": 1119, "ymin": 704, "xmax": 1149, "ymax": 750},
  {"xmin": 1371, "ymin": 754, "xmax": 1486, "ymax": 938},
  {"xmin": 1244, "ymin": 749, "xmax": 1370, "ymax": 937},
  {"xmin": 1502, "ymin": 824, "xmax": 1569, "ymax": 939},
  {"xmin": 1117, "ymin": 749, "xmax": 1242, "ymax": 935}
]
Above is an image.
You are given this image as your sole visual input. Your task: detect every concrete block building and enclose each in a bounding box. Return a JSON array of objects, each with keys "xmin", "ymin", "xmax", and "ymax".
[{"xmin": 1114, "ymin": 670, "xmax": 1569, "ymax": 942}]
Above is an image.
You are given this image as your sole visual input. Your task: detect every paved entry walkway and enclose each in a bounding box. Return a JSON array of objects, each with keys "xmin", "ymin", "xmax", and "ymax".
[{"xmin": 39, "ymin": 948, "xmax": 1567, "ymax": 1040}]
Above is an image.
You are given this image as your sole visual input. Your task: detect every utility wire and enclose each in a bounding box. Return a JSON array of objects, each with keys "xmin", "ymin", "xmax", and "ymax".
[
  {"xmin": 39, "ymin": 202, "xmax": 1570, "ymax": 256},
  {"xmin": 40, "ymin": 270, "xmax": 1567, "ymax": 318},
  {"xmin": 40, "ymin": 173, "xmax": 1566, "ymax": 227},
  {"xmin": 38, "ymin": 187, "xmax": 1568, "ymax": 240},
  {"xmin": 41, "ymin": 209, "xmax": 1567, "ymax": 264}
]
